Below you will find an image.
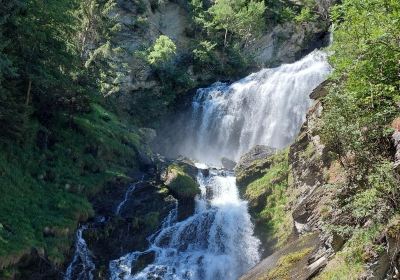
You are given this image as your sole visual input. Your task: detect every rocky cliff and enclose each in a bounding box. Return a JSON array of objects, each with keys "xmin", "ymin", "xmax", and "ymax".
[
  {"xmin": 239, "ymin": 84, "xmax": 400, "ymax": 279},
  {"xmin": 108, "ymin": 0, "xmax": 334, "ymax": 122}
]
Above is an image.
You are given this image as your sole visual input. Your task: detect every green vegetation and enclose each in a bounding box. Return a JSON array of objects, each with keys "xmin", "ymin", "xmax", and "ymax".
[
  {"xmin": 320, "ymin": 0, "xmax": 400, "ymax": 229},
  {"xmin": 244, "ymin": 149, "xmax": 293, "ymax": 248},
  {"xmin": 165, "ymin": 164, "xmax": 200, "ymax": 198},
  {"xmin": 0, "ymin": 0, "xmax": 145, "ymax": 273},
  {"xmin": 147, "ymin": 35, "xmax": 177, "ymax": 66},
  {"xmin": 316, "ymin": 0, "xmax": 400, "ymax": 275},
  {"xmin": 316, "ymin": 226, "xmax": 384, "ymax": 279},
  {"xmin": 0, "ymin": 103, "xmax": 142, "ymax": 268}
]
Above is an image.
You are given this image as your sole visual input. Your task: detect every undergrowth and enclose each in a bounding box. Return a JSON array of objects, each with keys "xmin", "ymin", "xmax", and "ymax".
[{"xmin": 0, "ymin": 103, "xmax": 142, "ymax": 270}]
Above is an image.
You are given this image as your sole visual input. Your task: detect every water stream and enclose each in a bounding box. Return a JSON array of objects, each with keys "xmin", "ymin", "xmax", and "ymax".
[{"xmin": 64, "ymin": 225, "xmax": 96, "ymax": 280}]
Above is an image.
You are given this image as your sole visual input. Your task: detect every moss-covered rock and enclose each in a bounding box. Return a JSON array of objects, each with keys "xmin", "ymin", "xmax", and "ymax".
[{"xmin": 164, "ymin": 164, "xmax": 200, "ymax": 199}]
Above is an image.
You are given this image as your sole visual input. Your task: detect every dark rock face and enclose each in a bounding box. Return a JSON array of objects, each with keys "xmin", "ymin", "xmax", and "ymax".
[
  {"xmin": 221, "ymin": 157, "xmax": 237, "ymax": 170},
  {"xmin": 131, "ymin": 251, "xmax": 156, "ymax": 275},
  {"xmin": 235, "ymin": 145, "xmax": 276, "ymax": 188},
  {"xmin": 82, "ymin": 180, "xmax": 177, "ymax": 279},
  {"xmin": 14, "ymin": 248, "xmax": 62, "ymax": 280}
]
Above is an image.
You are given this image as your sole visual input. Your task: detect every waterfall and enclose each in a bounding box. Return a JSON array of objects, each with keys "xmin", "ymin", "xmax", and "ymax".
[
  {"xmin": 176, "ymin": 50, "xmax": 331, "ymax": 165},
  {"xmin": 109, "ymin": 168, "xmax": 260, "ymax": 280},
  {"xmin": 69, "ymin": 48, "xmax": 331, "ymax": 280}
]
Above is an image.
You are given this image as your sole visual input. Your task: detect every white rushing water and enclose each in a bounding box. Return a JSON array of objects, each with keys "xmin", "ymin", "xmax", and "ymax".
[
  {"xmin": 110, "ymin": 168, "xmax": 260, "ymax": 280},
  {"xmin": 115, "ymin": 176, "xmax": 144, "ymax": 215},
  {"xmin": 64, "ymin": 225, "xmax": 95, "ymax": 280},
  {"xmin": 177, "ymin": 50, "xmax": 331, "ymax": 164}
]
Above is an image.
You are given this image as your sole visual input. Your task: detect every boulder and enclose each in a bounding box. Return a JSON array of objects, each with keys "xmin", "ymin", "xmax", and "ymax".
[
  {"xmin": 162, "ymin": 161, "xmax": 200, "ymax": 221},
  {"xmin": 221, "ymin": 157, "xmax": 237, "ymax": 170},
  {"xmin": 131, "ymin": 251, "xmax": 156, "ymax": 275},
  {"xmin": 163, "ymin": 164, "xmax": 200, "ymax": 199}
]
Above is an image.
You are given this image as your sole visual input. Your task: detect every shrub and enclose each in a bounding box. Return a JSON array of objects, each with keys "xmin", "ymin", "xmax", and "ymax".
[{"xmin": 147, "ymin": 35, "xmax": 177, "ymax": 66}]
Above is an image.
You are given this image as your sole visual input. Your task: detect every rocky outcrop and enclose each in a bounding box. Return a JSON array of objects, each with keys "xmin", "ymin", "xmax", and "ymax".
[
  {"xmin": 161, "ymin": 158, "xmax": 200, "ymax": 221},
  {"xmin": 241, "ymin": 233, "xmax": 323, "ymax": 280},
  {"xmin": 235, "ymin": 145, "xmax": 276, "ymax": 188},
  {"xmin": 239, "ymin": 84, "xmax": 337, "ymax": 279},
  {"xmin": 108, "ymin": 0, "xmax": 337, "ymax": 121},
  {"xmin": 246, "ymin": 21, "xmax": 330, "ymax": 68},
  {"xmin": 60, "ymin": 158, "xmax": 177, "ymax": 279}
]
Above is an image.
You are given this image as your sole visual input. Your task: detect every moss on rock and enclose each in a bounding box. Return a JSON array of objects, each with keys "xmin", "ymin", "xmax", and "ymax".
[{"xmin": 164, "ymin": 164, "xmax": 200, "ymax": 198}]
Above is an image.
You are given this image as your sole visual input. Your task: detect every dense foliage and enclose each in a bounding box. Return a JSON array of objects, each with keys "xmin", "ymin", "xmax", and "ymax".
[
  {"xmin": 317, "ymin": 0, "xmax": 400, "ymax": 277},
  {"xmin": 0, "ymin": 0, "xmax": 145, "ymax": 275}
]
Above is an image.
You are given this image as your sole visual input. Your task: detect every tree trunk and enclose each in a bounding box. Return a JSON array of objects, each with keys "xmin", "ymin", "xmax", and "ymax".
[
  {"xmin": 25, "ymin": 79, "xmax": 32, "ymax": 106},
  {"xmin": 224, "ymin": 28, "xmax": 228, "ymax": 47}
]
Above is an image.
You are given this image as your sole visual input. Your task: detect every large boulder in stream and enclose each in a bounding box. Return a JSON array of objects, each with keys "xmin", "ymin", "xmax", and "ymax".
[
  {"xmin": 235, "ymin": 145, "xmax": 276, "ymax": 188},
  {"xmin": 162, "ymin": 159, "xmax": 200, "ymax": 221}
]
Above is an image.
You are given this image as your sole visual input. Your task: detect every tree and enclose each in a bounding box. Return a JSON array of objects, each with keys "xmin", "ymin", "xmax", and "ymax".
[
  {"xmin": 207, "ymin": 0, "xmax": 265, "ymax": 47},
  {"xmin": 147, "ymin": 35, "xmax": 177, "ymax": 65}
]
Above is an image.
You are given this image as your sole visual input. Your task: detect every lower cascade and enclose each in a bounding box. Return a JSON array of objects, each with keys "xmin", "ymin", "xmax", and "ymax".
[{"xmin": 109, "ymin": 168, "xmax": 260, "ymax": 280}]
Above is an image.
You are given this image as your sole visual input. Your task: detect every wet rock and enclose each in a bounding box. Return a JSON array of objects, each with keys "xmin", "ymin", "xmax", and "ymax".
[
  {"xmin": 200, "ymin": 168, "xmax": 210, "ymax": 177},
  {"xmin": 160, "ymin": 159, "xmax": 200, "ymax": 221},
  {"xmin": 221, "ymin": 157, "xmax": 236, "ymax": 170},
  {"xmin": 177, "ymin": 197, "xmax": 196, "ymax": 221},
  {"xmin": 163, "ymin": 164, "xmax": 200, "ymax": 199},
  {"xmin": 131, "ymin": 251, "xmax": 156, "ymax": 275},
  {"xmin": 83, "ymin": 180, "xmax": 177, "ymax": 277},
  {"xmin": 205, "ymin": 185, "xmax": 213, "ymax": 200},
  {"xmin": 137, "ymin": 149, "xmax": 155, "ymax": 173}
]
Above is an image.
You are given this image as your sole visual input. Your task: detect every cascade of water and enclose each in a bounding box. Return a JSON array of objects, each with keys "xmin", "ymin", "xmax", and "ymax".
[
  {"xmin": 109, "ymin": 169, "xmax": 260, "ymax": 280},
  {"xmin": 64, "ymin": 225, "xmax": 96, "ymax": 280},
  {"xmin": 115, "ymin": 176, "xmax": 144, "ymax": 215},
  {"xmin": 176, "ymin": 50, "xmax": 331, "ymax": 165},
  {"xmin": 65, "ymin": 176, "xmax": 144, "ymax": 280}
]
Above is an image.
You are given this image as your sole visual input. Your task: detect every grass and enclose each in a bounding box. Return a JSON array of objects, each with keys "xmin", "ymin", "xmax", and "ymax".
[
  {"xmin": 267, "ymin": 248, "xmax": 313, "ymax": 279},
  {"xmin": 0, "ymin": 103, "xmax": 142, "ymax": 271}
]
